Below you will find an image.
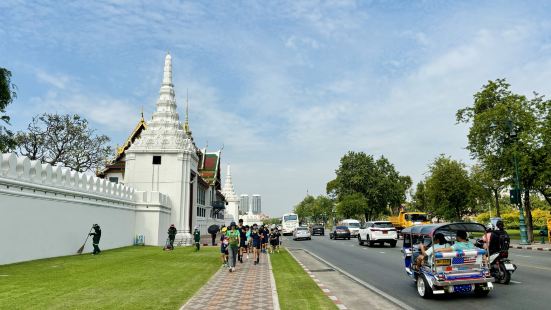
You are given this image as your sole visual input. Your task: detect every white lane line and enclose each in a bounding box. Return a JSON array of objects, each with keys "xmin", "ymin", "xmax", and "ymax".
[
  {"xmin": 513, "ymin": 255, "xmax": 531, "ymax": 258},
  {"xmin": 510, "ymin": 280, "xmax": 522, "ymax": 284}
]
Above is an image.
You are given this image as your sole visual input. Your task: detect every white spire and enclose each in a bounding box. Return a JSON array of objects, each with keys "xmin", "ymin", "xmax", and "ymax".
[
  {"xmin": 162, "ymin": 53, "xmax": 173, "ymax": 86},
  {"xmin": 222, "ymin": 164, "xmax": 238, "ymax": 202},
  {"xmin": 128, "ymin": 53, "xmax": 197, "ymax": 153}
]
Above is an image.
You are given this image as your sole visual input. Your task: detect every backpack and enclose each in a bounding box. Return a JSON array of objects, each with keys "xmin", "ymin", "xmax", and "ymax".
[{"xmin": 489, "ymin": 230, "xmax": 510, "ymax": 254}]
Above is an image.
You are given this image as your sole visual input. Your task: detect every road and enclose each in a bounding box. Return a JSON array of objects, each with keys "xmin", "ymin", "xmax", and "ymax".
[{"xmin": 284, "ymin": 234, "xmax": 551, "ymax": 310}]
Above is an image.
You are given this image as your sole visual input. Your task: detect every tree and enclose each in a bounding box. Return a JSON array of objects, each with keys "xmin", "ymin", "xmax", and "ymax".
[
  {"xmin": 412, "ymin": 181, "xmax": 428, "ymax": 212},
  {"xmin": 424, "ymin": 155, "xmax": 475, "ymax": 221},
  {"xmin": 336, "ymin": 193, "xmax": 368, "ymax": 219},
  {"xmin": 0, "ymin": 68, "xmax": 17, "ymax": 152},
  {"xmin": 15, "ymin": 113, "xmax": 112, "ymax": 172},
  {"xmin": 328, "ymin": 151, "xmax": 411, "ymax": 220},
  {"xmin": 470, "ymin": 164, "xmax": 503, "ymax": 217},
  {"xmin": 293, "ymin": 195, "xmax": 335, "ymax": 225},
  {"xmin": 457, "ymin": 79, "xmax": 551, "ymax": 241}
]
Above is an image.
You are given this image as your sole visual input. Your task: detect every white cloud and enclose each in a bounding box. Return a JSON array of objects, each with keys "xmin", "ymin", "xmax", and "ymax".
[{"xmin": 35, "ymin": 69, "xmax": 71, "ymax": 89}]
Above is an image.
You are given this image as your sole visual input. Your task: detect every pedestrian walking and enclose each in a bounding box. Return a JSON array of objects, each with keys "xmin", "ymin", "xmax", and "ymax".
[
  {"xmin": 167, "ymin": 224, "xmax": 177, "ymax": 250},
  {"xmin": 225, "ymin": 222, "xmax": 240, "ymax": 272},
  {"xmin": 261, "ymin": 225, "xmax": 269, "ymax": 254},
  {"xmin": 89, "ymin": 224, "xmax": 101, "ymax": 255},
  {"xmin": 193, "ymin": 226, "xmax": 201, "ymax": 251},
  {"xmin": 245, "ymin": 225, "xmax": 251, "ymax": 259},
  {"xmin": 239, "ymin": 225, "xmax": 248, "ymax": 263},
  {"xmin": 220, "ymin": 227, "xmax": 228, "ymax": 266},
  {"xmin": 251, "ymin": 224, "xmax": 261, "ymax": 265}
]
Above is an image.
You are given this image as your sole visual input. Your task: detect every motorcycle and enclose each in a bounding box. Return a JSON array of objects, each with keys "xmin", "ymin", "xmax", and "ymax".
[{"xmin": 476, "ymin": 239, "xmax": 517, "ymax": 284}]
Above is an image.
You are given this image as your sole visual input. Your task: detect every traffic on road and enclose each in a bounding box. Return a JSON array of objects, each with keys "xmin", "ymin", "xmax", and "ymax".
[{"xmin": 283, "ymin": 225, "xmax": 551, "ymax": 310}]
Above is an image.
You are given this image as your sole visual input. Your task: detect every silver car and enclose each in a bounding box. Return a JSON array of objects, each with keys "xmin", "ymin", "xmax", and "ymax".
[{"xmin": 293, "ymin": 227, "xmax": 311, "ymax": 241}]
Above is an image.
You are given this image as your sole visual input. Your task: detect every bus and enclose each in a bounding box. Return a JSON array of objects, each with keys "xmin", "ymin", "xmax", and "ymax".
[{"xmin": 281, "ymin": 213, "xmax": 299, "ymax": 235}]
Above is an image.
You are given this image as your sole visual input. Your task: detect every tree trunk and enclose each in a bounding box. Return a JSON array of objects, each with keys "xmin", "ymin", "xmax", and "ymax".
[
  {"xmin": 539, "ymin": 189, "xmax": 551, "ymax": 206},
  {"xmin": 493, "ymin": 188, "xmax": 501, "ymax": 217},
  {"xmin": 523, "ymin": 189, "xmax": 533, "ymax": 243}
]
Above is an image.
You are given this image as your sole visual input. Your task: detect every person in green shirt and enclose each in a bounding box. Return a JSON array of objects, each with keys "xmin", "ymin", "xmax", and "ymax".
[
  {"xmin": 193, "ymin": 226, "xmax": 201, "ymax": 251},
  {"xmin": 225, "ymin": 222, "xmax": 241, "ymax": 272}
]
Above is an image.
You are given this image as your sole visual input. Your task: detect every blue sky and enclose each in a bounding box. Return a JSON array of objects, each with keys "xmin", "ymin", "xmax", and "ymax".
[{"xmin": 2, "ymin": 0, "xmax": 551, "ymax": 217}]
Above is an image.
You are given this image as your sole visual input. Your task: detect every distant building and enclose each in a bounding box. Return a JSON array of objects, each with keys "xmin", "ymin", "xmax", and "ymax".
[
  {"xmin": 239, "ymin": 194, "xmax": 250, "ymax": 215},
  {"xmin": 252, "ymin": 194, "xmax": 261, "ymax": 215}
]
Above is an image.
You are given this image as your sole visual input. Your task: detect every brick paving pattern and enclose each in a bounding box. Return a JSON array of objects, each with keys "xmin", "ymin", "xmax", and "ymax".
[{"xmin": 181, "ymin": 253, "xmax": 275, "ymax": 310}]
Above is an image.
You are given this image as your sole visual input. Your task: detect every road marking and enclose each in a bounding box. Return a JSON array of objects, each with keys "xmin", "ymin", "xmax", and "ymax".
[
  {"xmin": 513, "ymin": 255, "xmax": 532, "ymax": 258},
  {"xmin": 510, "ymin": 280, "xmax": 522, "ymax": 284},
  {"xmin": 379, "ymin": 252, "xmax": 385, "ymax": 254},
  {"xmin": 518, "ymin": 264, "xmax": 551, "ymax": 272},
  {"xmin": 300, "ymin": 248, "xmax": 415, "ymax": 310},
  {"xmin": 329, "ymin": 296, "xmax": 338, "ymax": 301},
  {"xmin": 322, "ymin": 288, "xmax": 331, "ymax": 293}
]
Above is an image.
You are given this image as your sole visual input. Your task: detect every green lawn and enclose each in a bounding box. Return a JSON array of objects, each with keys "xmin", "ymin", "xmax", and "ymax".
[
  {"xmin": 271, "ymin": 249, "xmax": 337, "ymax": 310},
  {"xmin": 0, "ymin": 246, "xmax": 220, "ymax": 309}
]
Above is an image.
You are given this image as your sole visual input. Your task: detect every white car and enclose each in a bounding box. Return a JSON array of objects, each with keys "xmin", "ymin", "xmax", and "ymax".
[
  {"xmin": 358, "ymin": 221, "xmax": 398, "ymax": 247},
  {"xmin": 293, "ymin": 227, "xmax": 311, "ymax": 241},
  {"xmin": 340, "ymin": 219, "xmax": 361, "ymax": 237}
]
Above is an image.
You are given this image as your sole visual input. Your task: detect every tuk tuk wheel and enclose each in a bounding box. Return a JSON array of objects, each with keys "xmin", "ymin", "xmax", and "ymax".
[{"xmin": 417, "ymin": 275, "xmax": 433, "ymax": 299}]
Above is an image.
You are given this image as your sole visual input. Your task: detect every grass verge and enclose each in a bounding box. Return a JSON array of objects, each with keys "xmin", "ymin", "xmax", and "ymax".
[
  {"xmin": 271, "ymin": 249, "xmax": 337, "ymax": 310},
  {"xmin": 0, "ymin": 246, "xmax": 219, "ymax": 309}
]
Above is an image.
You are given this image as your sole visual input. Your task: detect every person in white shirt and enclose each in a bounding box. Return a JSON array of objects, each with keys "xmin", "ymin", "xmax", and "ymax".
[{"xmin": 417, "ymin": 233, "xmax": 449, "ymax": 267}]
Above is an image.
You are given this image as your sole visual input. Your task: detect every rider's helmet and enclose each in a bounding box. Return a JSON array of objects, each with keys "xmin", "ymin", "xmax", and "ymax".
[{"xmin": 496, "ymin": 220, "xmax": 505, "ymax": 230}]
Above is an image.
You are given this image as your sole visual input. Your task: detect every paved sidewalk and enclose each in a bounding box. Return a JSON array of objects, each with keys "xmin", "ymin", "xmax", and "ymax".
[{"xmin": 181, "ymin": 252, "xmax": 277, "ymax": 310}]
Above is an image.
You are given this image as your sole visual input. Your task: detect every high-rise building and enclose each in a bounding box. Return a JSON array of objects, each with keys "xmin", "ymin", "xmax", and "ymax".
[
  {"xmin": 239, "ymin": 194, "xmax": 250, "ymax": 215},
  {"xmin": 252, "ymin": 194, "xmax": 261, "ymax": 215}
]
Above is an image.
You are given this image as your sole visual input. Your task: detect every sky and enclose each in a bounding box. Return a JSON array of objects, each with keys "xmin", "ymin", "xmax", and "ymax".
[{"xmin": 2, "ymin": 0, "xmax": 551, "ymax": 217}]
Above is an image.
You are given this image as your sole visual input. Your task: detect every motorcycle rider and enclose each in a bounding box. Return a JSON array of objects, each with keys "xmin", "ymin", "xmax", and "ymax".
[{"xmin": 488, "ymin": 220, "xmax": 510, "ymax": 255}]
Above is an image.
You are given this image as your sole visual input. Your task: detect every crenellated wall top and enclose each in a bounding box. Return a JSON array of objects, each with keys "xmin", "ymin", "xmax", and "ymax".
[{"xmin": 0, "ymin": 153, "xmax": 135, "ymax": 202}]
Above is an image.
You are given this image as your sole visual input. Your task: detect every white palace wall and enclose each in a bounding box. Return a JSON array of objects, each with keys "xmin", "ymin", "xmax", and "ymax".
[{"xmin": 0, "ymin": 153, "xmax": 170, "ymax": 265}]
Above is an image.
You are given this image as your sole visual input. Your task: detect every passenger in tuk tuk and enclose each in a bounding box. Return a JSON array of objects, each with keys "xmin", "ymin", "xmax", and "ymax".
[
  {"xmin": 416, "ymin": 233, "xmax": 449, "ymax": 267},
  {"xmin": 436, "ymin": 230, "xmax": 474, "ymax": 252}
]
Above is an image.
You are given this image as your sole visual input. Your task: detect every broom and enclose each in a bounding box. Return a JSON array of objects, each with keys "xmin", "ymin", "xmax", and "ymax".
[{"xmin": 77, "ymin": 227, "xmax": 93, "ymax": 254}]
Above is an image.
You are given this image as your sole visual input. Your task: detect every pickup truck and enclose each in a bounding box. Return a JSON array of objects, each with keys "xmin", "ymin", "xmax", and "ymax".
[{"xmin": 389, "ymin": 211, "xmax": 430, "ymax": 232}]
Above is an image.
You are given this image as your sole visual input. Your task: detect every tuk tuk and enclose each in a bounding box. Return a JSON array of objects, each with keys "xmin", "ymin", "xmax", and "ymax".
[{"xmin": 401, "ymin": 222, "xmax": 494, "ymax": 298}]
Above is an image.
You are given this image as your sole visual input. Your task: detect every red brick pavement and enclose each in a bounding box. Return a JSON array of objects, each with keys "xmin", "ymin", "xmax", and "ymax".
[{"xmin": 181, "ymin": 252, "xmax": 276, "ymax": 310}]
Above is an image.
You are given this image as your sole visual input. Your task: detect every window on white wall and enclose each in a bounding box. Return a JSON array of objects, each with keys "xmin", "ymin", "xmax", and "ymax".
[{"xmin": 109, "ymin": 177, "xmax": 118, "ymax": 183}]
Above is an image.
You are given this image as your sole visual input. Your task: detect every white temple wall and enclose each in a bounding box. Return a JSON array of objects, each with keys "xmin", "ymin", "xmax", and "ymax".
[
  {"xmin": 134, "ymin": 191, "xmax": 171, "ymax": 246},
  {"xmin": 0, "ymin": 153, "xmax": 169, "ymax": 265}
]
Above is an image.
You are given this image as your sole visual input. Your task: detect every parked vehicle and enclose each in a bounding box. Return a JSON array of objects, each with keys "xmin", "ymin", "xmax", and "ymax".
[
  {"xmin": 339, "ymin": 219, "xmax": 361, "ymax": 237},
  {"xmin": 358, "ymin": 221, "xmax": 398, "ymax": 247},
  {"xmin": 293, "ymin": 227, "xmax": 311, "ymax": 240},
  {"xmin": 401, "ymin": 223, "xmax": 494, "ymax": 299},
  {"xmin": 389, "ymin": 211, "xmax": 430, "ymax": 233},
  {"xmin": 330, "ymin": 226, "xmax": 351, "ymax": 240},
  {"xmin": 311, "ymin": 224, "xmax": 325, "ymax": 236},
  {"xmin": 281, "ymin": 213, "xmax": 299, "ymax": 235}
]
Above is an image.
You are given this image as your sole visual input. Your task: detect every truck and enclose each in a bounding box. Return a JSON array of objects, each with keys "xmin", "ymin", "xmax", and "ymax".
[{"xmin": 389, "ymin": 211, "xmax": 430, "ymax": 232}]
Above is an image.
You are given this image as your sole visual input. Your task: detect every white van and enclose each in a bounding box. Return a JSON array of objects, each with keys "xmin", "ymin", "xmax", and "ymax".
[{"xmin": 340, "ymin": 219, "xmax": 361, "ymax": 237}]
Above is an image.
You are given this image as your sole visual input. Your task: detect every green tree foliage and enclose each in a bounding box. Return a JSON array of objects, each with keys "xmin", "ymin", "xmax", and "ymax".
[
  {"xmin": 424, "ymin": 155, "xmax": 475, "ymax": 221},
  {"xmin": 457, "ymin": 79, "xmax": 551, "ymax": 241},
  {"xmin": 15, "ymin": 113, "xmax": 112, "ymax": 172},
  {"xmin": 328, "ymin": 151, "xmax": 411, "ymax": 220},
  {"xmin": 0, "ymin": 68, "xmax": 17, "ymax": 152},
  {"xmin": 336, "ymin": 193, "xmax": 368, "ymax": 219},
  {"xmin": 293, "ymin": 195, "xmax": 334, "ymax": 224},
  {"xmin": 412, "ymin": 181, "xmax": 428, "ymax": 212},
  {"xmin": 470, "ymin": 164, "xmax": 500, "ymax": 216}
]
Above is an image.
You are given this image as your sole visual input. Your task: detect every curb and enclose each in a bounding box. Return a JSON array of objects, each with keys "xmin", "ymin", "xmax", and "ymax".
[
  {"xmin": 286, "ymin": 247, "xmax": 349, "ymax": 310},
  {"xmin": 267, "ymin": 254, "xmax": 281, "ymax": 310},
  {"xmin": 511, "ymin": 245, "xmax": 551, "ymax": 251},
  {"xmin": 295, "ymin": 248, "xmax": 415, "ymax": 310}
]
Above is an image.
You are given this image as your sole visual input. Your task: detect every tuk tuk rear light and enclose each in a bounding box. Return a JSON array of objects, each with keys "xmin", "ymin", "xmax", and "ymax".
[
  {"xmin": 500, "ymin": 251, "xmax": 508, "ymax": 258},
  {"xmin": 445, "ymin": 266, "xmax": 453, "ymax": 272}
]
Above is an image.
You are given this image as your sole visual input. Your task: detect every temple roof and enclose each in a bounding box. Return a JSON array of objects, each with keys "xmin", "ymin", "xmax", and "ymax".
[{"xmin": 198, "ymin": 149, "xmax": 221, "ymax": 189}]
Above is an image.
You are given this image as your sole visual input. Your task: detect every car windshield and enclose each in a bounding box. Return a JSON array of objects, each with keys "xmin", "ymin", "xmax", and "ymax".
[
  {"xmin": 336, "ymin": 226, "xmax": 348, "ymax": 230},
  {"xmin": 373, "ymin": 222, "xmax": 394, "ymax": 228},
  {"xmin": 406, "ymin": 214, "xmax": 427, "ymax": 222},
  {"xmin": 347, "ymin": 222, "xmax": 360, "ymax": 228},
  {"xmin": 284, "ymin": 215, "xmax": 298, "ymax": 221}
]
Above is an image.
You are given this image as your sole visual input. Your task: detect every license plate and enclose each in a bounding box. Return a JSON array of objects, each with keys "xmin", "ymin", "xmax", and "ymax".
[
  {"xmin": 383, "ymin": 231, "xmax": 388, "ymax": 234},
  {"xmin": 505, "ymin": 263, "xmax": 515, "ymax": 271},
  {"xmin": 453, "ymin": 284, "xmax": 473, "ymax": 293}
]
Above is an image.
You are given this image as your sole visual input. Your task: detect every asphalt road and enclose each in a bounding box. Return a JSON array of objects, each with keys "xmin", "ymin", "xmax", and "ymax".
[{"xmin": 284, "ymin": 234, "xmax": 551, "ymax": 310}]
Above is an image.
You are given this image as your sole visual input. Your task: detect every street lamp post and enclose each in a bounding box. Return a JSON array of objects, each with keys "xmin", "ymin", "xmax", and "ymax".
[{"xmin": 507, "ymin": 119, "xmax": 530, "ymax": 245}]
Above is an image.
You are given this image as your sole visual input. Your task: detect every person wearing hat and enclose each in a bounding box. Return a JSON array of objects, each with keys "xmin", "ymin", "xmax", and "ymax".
[
  {"xmin": 89, "ymin": 224, "xmax": 102, "ymax": 255},
  {"xmin": 225, "ymin": 222, "xmax": 241, "ymax": 272},
  {"xmin": 168, "ymin": 224, "xmax": 177, "ymax": 249},
  {"xmin": 220, "ymin": 227, "xmax": 229, "ymax": 266},
  {"xmin": 193, "ymin": 226, "xmax": 201, "ymax": 251}
]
